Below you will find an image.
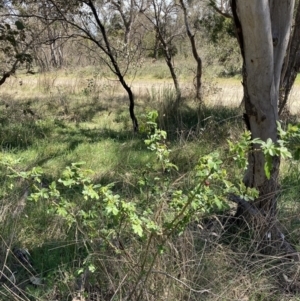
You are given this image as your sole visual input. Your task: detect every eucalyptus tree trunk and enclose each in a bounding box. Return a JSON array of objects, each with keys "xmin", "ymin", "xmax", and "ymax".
[
  {"xmin": 230, "ymin": 1, "xmax": 298, "ymax": 258},
  {"xmin": 232, "ymin": 0, "xmax": 294, "ymax": 214}
]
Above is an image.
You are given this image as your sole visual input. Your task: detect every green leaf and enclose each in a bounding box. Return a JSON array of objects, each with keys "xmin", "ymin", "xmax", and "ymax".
[
  {"xmin": 106, "ymin": 203, "xmax": 119, "ymax": 215},
  {"xmin": 214, "ymin": 196, "xmax": 223, "ymax": 209},
  {"xmin": 266, "ymin": 138, "xmax": 273, "ymax": 147},
  {"xmin": 71, "ymin": 161, "xmax": 86, "ymax": 167},
  {"xmin": 264, "ymin": 160, "xmax": 271, "ymax": 180},
  {"xmin": 279, "ymin": 147, "xmax": 292, "ymax": 159},
  {"xmin": 132, "ymin": 222, "xmax": 143, "ymax": 237},
  {"xmin": 49, "ymin": 181, "xmax": 56, "ymax": 190},
  {"xmin": 88, "ymin": 264, "xmax": 96, "ymax": 273},
  {"xmin": 83, "ymin": 184, "xmax": 99, "ymax": 200},
  {"xmin": 58, "ymin": 178, "xmax": 76, "ymax": 187},
  {"xmin": 57, "ymin": 207, "xmax": 68, "ymax": 217}
]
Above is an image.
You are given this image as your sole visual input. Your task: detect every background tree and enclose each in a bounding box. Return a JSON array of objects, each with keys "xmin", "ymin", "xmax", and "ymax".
[
  {"xmin": 197, "ymin": 1, "xmax": 241, "ymax": 77},
  {"xmin": 208, "ymin": 0, "xmax": 232, "ymax": 18},
  {"xmin": 179, "ymin": 0, "xmax": 203, "ymax": 100},
  {"xmin": 6, "ymin": 0, "xmax": 76, "ymax": 71},
  {"xmin": 0, "ymin": 11, "xmax": 33, "ymax": 85},
  {"xmin": 35, "ymin": 0, "xmax": 66, "ymax": 70},
  {"xmin": 108, "ymin": 0, "xmax": 147, "ymax": 45},
  {"xmin": 13, "ymin": 0, "xmax": 142, "ymax": 131},
  {"xmin": 142, "ymin": 0, "xmax": 184, "ymax": 103}
]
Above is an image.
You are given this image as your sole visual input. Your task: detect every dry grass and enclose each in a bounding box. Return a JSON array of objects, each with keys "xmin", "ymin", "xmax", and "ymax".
[{"xmin": 5, "ymin": 69, "xmax": 300, "ymax": 116}]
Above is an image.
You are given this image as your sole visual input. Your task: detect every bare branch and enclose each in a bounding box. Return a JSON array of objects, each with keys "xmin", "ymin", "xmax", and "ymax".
[{"xmin": 208, "ymin": 0, "xmax": 232, "ymax": 18}]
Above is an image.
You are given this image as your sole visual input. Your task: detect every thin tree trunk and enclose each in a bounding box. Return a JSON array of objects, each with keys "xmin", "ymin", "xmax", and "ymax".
[
  {"xmin": 88, "ymin": 0, "xmax": 138, "ymax": 132},
  {"xmin": 179, "ymin": 0, "xmax": 202, "ymax": 100},
  {"xmin": 50, "ymin": 42, "xmax": 58, "ymax": 68},
  {"xmin": 0, "ymin": 72, "xmax": 12, "ymax": 86},
  {"xmin": 119, "ymin": 76, "xmax": 138, "ymax": 132},
  {"xmin": 157, "ymin": 32, "xmax": 181, "ymax": 103},
  {"xmin": 164, "ymin": 53, "xmax": 181, "ymax": 103},
  {"xmin": 147, "ymin": 0, "xmax": 182, "ymax": 105},
  {"xmin": 153, "ymin": 33, "xmax": 159, "ymax": 59}
]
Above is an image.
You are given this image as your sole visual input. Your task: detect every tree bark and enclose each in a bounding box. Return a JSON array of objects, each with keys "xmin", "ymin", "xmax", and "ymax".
[
  {"xmin": 230, "ymin": 0, "xmax": 298, "ymax": 259},
  {"xmin": 232, "ymin": 0, "xmax": 294, "ymax": 214}
]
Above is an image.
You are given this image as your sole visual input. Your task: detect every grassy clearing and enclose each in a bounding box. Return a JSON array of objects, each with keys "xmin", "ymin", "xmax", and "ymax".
[{"xmin": 1, "ymin": 66, "xmax": 300, "ymax": 301}]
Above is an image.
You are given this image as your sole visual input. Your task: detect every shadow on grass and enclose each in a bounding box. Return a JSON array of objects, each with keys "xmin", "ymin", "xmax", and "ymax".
[
  {"xmin": 159, "ymin": 103, "xmax": 244, "ymax": 143},
  {"xmin": 0, "ymin": 120, "xmax": 53, "ymax": 149},
  {"xmin": 1, "ymin": 238, "xmax": 90, "ymax": 300},
  {"xmin": 55, "ymin": 125, "xmax": 144, "ymax": 151},
  {"xmin": 0, "ymin": 104, "xmax": 246, "ymax": 186}
]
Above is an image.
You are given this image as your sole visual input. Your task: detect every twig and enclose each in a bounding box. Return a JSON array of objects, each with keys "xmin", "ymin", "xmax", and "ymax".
[
  {"xmin": 109, "ymin": 273, "xmax": 128, "ymax": 301},
  {"xmin": 151, "ymin": 270, "xmax": 213, "ymax": 294}
]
